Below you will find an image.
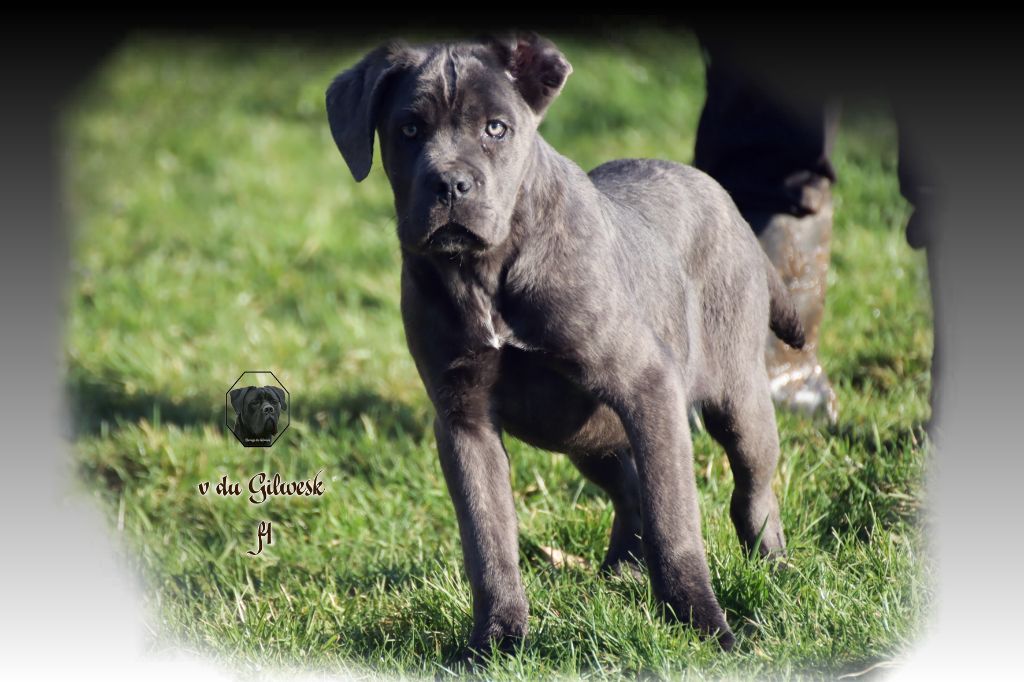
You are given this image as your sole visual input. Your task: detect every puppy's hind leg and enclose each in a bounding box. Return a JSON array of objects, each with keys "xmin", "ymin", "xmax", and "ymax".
[
  {"xmin": 568, "ymin": 449, "xmax": 644, "ymax": 576},
  {"xmin": 703, "ymin": 380, "xmax": 788, "ymax": 560}
]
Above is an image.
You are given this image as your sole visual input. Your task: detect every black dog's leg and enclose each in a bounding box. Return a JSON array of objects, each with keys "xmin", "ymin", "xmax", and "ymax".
[
  {"xmin": 568, "ymin": 449, "xmax": 644, "ymax": 575},
  {"xmin": 432, "ymin": 351, "xmax": 528, "ymax": 658},
  {"xmin": 703, "ymin": 381, "xmax": 787, "ymax": 560},
  {"xmin": 602, "ymin": 356, "xmax": 734, "ymax": 650}
]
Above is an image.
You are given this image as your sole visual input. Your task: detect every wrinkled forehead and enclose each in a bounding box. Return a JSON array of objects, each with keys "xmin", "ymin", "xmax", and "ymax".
[
  {"xmin": 390, "ymin": 43, "xmax": 523, "ymax": 120},
  {"xmin": 247, "ymin": 388, "xmax": 279, "ymax": 405}
]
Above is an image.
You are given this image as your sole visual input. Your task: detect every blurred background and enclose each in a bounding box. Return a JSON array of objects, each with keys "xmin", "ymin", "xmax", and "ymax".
[{"xmin": 60, "ymin": 29, "xmax": 931, "ymax": 678}]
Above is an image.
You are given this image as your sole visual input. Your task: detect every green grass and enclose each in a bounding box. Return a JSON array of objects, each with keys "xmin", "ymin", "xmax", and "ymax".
[{"xmin": 64, "ymin": 29, "xmax": 933, "ymax": 679}]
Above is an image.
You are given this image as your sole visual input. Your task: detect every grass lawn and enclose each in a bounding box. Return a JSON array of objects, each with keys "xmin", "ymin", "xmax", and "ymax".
[{"xmin": 63, "ymin": 29, "xmax": 933, "ymax": 679}]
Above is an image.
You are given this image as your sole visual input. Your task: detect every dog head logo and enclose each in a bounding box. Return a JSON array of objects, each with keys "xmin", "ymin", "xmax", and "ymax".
[{"xmin": 226, "ymin": 373, "xmax": 290, "ymax": 447}]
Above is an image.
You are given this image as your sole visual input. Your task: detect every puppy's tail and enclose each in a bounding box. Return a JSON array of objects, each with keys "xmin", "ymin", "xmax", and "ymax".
[{"xmin": 765, "ymin": 255, "xmax": 805, "ymax": 349}]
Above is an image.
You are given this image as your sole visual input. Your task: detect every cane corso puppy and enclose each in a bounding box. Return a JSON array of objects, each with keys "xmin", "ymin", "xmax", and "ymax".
[
  {"xmin": 326, "ymin": 33, "xmax": 804, "ymax": 654},
  {"xmin": 230, "ymin": 385, "xmax": 287, "ymax": 446}
]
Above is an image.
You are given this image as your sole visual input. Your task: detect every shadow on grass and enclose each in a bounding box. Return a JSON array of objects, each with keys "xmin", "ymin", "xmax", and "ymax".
[
  {"xmin": 67, "ymin": 373, "xmax": 429, "ymax": 441},
  {"xmin": 839, "ymin": 347, "xmax": 931, "ymax": 394},
  {"xmin": 67, "ymin": 375, "xmax": 219, "ymax": 435},
  {"xmin": 323, "ymin": 566, "xmax": 469, "ymax": 670},
  {"xmin": 302, "ymin": 387, "xmax": 431, "ymax": 441},
  {"xmin": 335, "ymin": 612, "xmax": 466, "ymax": 673},
  {"xmin": 804, "ymin": 655, "xmax": 902, "ymax": 680},
  {"xmin": 812, "ymin": 421, "xmax": 927, "ymax": 548}
]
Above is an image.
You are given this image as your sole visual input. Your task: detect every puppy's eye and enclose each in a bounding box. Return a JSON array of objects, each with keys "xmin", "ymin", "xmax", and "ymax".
[
  {"xmin": 485, "ymin": 120, "xmax": 508, "ymax": 139},
  {"xmin": 401, "ymin": 123, "xmax": 418, "ymax": 138}
]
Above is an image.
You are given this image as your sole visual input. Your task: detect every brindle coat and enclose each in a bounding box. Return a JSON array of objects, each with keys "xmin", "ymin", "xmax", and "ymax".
[{"xmin": 326, "ymin": 33, "xmax": 804, "ymax": 655}]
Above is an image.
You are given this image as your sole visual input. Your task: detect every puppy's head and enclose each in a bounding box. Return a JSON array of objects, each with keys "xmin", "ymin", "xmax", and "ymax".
[
  {"xmin": 326, "ymin": 33, "xmax": 572, "ymax": 255},
  {"xmin": 230, "ymin": 385, "xmax": 287, "ymax": 437}
]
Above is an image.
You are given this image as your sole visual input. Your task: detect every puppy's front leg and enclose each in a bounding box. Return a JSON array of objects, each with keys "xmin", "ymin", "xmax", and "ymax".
[{"xmin": 432, "ymin": 350, "xmax": 528, "ymax": 657}]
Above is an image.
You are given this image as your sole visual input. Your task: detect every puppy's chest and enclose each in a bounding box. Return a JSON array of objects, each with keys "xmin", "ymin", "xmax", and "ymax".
[
  {"xmin": 445, "ymin": 275, "xmax": 553, "ymax": 354},
  {"xmin": 432, "ymin": 255, "xmax": 579, "ymax": 358},
  {"xmin": 459, "ymin": 286, "xmax": 538, "ymax": 353}
]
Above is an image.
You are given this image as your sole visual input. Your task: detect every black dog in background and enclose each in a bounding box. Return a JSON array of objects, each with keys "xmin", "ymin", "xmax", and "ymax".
[{"xmin": 229, "ymin": 385, "xmax": 287, "ymax": 446}]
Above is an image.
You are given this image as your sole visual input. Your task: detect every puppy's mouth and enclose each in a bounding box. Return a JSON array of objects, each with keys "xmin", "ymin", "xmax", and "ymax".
[{"xmin": 424, "ymin": 221, "xmax": 486, "ymax": 254}]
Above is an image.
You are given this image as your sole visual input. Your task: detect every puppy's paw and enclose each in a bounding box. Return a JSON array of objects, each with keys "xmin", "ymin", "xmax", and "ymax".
[
  {"xmin": 678, "ymin": 606, "xmax": 736, "ymax": 652},
  {"xmin": 734, "ymin": 505, "xmax": 787, "ymax": 563},
  {"xmin": 714, "ymin": 625, "xmax": 737, "ymax": 652},
  {"xmin": 767, "ymin": 555, "xmax": 795, "ymax": 575},
  {"xmin": 660, "ymin": 588, "xmax": 735, "ymax": 652},
  {"xmin": 743, "ymin": 525, "xmax": 788, "ymax": 564},
  {"xmin": 599, "ymin": 551, "xmax": 645, "ymax": 581},
  {"xmin": 600, "ymin": 527, "xmax": 646, "ymax": 580},
  {"xmin": 464, "ymin": 612, "xmax": 528, "ymax": 664}
]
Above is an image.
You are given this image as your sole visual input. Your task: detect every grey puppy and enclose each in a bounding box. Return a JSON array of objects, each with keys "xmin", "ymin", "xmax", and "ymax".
[
  {"xmin": 326, "ymin": 33, "xmax": 804, "ymax": 654},
  {"xmin": 230, "ymin": 385, "xmax": 287, "ymax": 446}
]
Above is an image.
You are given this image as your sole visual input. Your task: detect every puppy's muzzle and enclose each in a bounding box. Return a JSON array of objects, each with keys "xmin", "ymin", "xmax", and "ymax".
[{"xmin": 423, "ymin": 221, "xmax": 487, "ymax": 254}]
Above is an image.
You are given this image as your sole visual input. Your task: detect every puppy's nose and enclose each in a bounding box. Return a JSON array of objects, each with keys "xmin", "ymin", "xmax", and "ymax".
[
  {"xmin": 432, "ymin": 170, "xmax": 474, "ymax": 205},
  {"xmin": 263, "ymin": 405, "xmax": 275, "ymax": 415}
]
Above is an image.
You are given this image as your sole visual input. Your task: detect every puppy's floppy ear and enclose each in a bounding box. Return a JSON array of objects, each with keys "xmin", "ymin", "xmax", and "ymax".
[
  {"xmin": 487, "ymin": 32, "xmax": 572, "ymax": 116},
  {"xmin": 267, "ymin": 386, "xmax": 287, "ymax": 411},
  {"xmin": 229, "ymin": 386, "xmax": 251, "ymax": 415},
  {"xmin": 326, "ymin": 41, "xmax": 417, "ymax": 182}
]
